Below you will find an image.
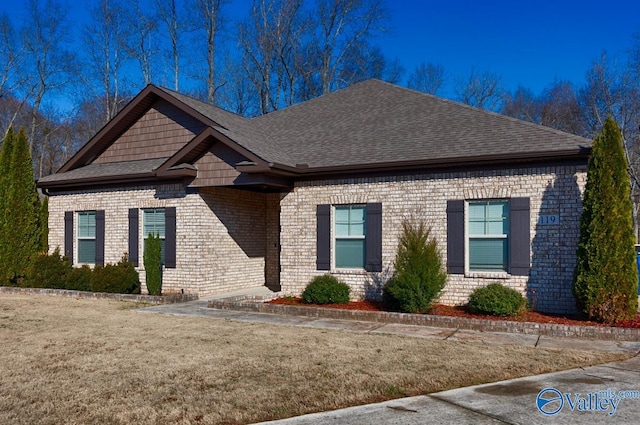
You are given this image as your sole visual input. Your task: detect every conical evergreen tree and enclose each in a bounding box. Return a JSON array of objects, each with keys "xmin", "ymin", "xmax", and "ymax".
[
  {"xmin": 0, "ymin": 128, "xmax": 41, "ymax": 283},
  {"xmin": 40, "ymin": 196, "xmax": 49, "ymax": 252},
  {"xmin": 0, "ymin": 128, "xmax": 16, "ymax": 282},
  {"xmin": 573, "ymin": 117, "xmax": 638, "ymax": 323},
  {"xmin": 0, "ymin": 127, "xmax": 16, "ymax": 225}
]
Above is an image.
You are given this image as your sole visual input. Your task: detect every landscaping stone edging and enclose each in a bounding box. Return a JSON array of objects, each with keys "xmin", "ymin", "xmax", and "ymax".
[
  {"xmin": 0, "ymin": 286, "xmax": 198, "ymax": 304},
  {"xmin": 208, "ymin": 299, "xmax": 640, "ymax": 342}
]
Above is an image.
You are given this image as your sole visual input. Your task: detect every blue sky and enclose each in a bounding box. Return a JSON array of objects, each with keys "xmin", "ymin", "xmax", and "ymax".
[
  {"xmin": 2, "ymin": 0, "xmax": 639, "ymax": 101},
  {"xmin": 382, "ymin": 0, "xmax": 640, "ymax": 96}
]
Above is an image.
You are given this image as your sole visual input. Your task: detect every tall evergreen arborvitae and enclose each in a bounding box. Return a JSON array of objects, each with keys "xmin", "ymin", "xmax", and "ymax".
[
  {"xmin": 0, "ymin": 128, "xmax": 16, "ymax": 223},
  {"xmin": 0, "ymin": 128, "xmax": 42, "ymax": 284},
  {"xmin": 144, "ymin": 233, "xmax": 163, "ymax": 296},
  {"xmin": 573, "ymin": 117, "xmax": 638, "ymax": 323},
  {"xmin": 0, "ymin": 128, "xmax": 17, "ymax": 282},
  {"xmin": 40, "ymin": 196, "xmax": 49, "ymax": 252}
]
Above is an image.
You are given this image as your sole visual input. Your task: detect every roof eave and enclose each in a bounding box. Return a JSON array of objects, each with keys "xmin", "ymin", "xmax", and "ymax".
[
  {"xmin": 275, "ymin": 148, "xmax": 591, "ymax": 177},
  {"xmin": 37, "ymin": 170, "xmax": 195, "ymax": 191}
]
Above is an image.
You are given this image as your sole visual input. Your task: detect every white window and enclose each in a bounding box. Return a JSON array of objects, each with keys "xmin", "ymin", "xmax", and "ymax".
[
  {"xmin": 77, "ymin": 211, "xmax": 96, "ymax": 264},
  {"xmin": 334, "ymin": 205, "xmax": 366, "ymax": 268},
  {"xmin": 143, "ymin": 208, "xmax": 166, "ymax": 264},
  {"xmin": 467, "ymin": 201, "xmax": 509, "ymax": 272}
]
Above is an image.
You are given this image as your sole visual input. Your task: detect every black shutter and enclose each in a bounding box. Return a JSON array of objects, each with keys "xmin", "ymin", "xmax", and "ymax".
[
  {"xmin": 64, "ymin": 211, "xmax": 73, "ymax": 264},
  {"xmin": 509, "ymin": 197, "xmax": 530, "ymax": 276},
  {"xmin": 164, "ymin": 207, "xmax": 177, "ymax": 268},
  {"xmin": 446, "ymin": 200, "xmax": 465, "ymax": 274},
  {"xmin": 365, "ymin": 203, "xmax": 382, "ymax": 272},
  {"xmin": 316, "ymin": 204, "xmax": 331, "ymax": 270},
  {"xmin": 128, "ymin": 209, "xmax": 139, "ymax": 267},
  {"xmin": 95, "ymin": 210, "xmax": 105, "ymax": 266}
]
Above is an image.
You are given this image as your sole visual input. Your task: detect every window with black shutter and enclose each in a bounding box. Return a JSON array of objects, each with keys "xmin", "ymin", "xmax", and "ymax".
[
  {"xmin": 316, "ymin": 203, "xmax": 382, "ymax": 272},
  {"xmin": 446, "ymin": 198, "xmax": 530, "ymax": 275}
]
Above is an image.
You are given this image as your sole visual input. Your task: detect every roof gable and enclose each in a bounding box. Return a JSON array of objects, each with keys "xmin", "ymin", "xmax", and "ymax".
[
  {"xmin": 57, "ymin": 84, "xmax": 252, "ymax": 174},
  {"xmin": 94, "ymin": 99, "xmax": 206, "ymax": 164}
]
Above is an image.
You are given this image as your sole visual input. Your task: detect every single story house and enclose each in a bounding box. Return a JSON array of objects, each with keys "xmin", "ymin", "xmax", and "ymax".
[{"xmin": 38, "ymin": 79, "xmax": 591, "ymax": 313}]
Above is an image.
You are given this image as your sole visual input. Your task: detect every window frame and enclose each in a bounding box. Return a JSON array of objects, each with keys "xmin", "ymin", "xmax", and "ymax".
[
  {"xmin": 76, "ymin": 211, "xmax": 96, "ymax": 265},
  {"xmin": 142, "ymin": 208, "xmax": 166, "ymax": 265},
  {"xmin": 465, "ymin": 200, "xmax": 510, "ymax": 273},
  {"xmin": 333, "ymin": 204, "xmax": 367, "ymax": 270}
]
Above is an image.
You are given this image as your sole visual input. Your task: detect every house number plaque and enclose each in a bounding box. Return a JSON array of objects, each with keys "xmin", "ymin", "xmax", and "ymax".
[{"xmin": 537, "ymin": 215, "xmax": 559, "ymax": 225}]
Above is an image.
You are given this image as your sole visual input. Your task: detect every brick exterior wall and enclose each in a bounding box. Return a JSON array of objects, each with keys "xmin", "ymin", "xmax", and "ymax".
[
  {"xmin": 47, "ymin": 163, "xmax": 586, "ymax": 313},
  {"xmin": 279, "ymin": 164, "xmax": 587, "ymax": 314},
  {"xmin": 47, "ymin": 184, "xmax": 274, "ymax": 296}
]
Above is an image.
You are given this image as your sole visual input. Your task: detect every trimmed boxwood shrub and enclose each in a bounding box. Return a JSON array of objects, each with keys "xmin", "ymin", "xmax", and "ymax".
[
  {"xmin": 302, "ymin": 274, "xmax": 350, "ymax": 304},
  {"xmin": 468, "ymin": 283, "xmax": 526, "ymax": 317},
  {"xmin": 383, "ymin": 219, "xmax": 447, "ymax": 313},
  {"xmin": 90, "ymin": 255, "xmax": 140, "ymax": 294},
  {"xmin": 66, "ymin": 265, "xmax": 92, "ymax": 292},
  {"xmin": 23, "ymin": 248, "xmax": 72, "ymax": 289},
  {"xmin": 17, "ymin": 249, "xmax": 140, "ymax": 294}
]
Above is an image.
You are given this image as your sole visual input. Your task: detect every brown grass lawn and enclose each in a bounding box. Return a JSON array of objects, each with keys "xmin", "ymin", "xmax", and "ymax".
[{"xmin": 0, "ymin": 294, "xmax": 628, "ymax": 425}]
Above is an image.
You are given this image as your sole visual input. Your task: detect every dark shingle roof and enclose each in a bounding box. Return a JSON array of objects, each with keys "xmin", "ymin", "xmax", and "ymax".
[
  {"xmin": 250, "ymin": 79, "xmax": 591, "ymax": 168},
  {"xmin": 43, "ymin": 79, "xmax": 591, "ymax": 189},
  {"xmin": 39, "ymin": 158, "xmax": 166, "ymax": 183},
  {"xmin": 155, "ymin": 87, "xmax": 297, "ymax": 166}
]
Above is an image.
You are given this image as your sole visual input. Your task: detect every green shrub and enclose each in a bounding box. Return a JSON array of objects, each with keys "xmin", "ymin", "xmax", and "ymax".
[
  {"xmin": 468, "ymin": 283, "xmax": 526, "ymax": 317},
  {"xmin": 573, "ymin": 117, "xmax": 638, "ymax": 323},
  {"xmin": 144, "ymin": 233, "xmax": 163, "ymax": 295},
  {"xmin": 383, "ymin": 219, "xmax": 447, "ymax": 313},
  {"xmin": 90, "ymin": 254, "xmax": 140, "ymax": 294},
  {"xmin": 302, "ymin": 274, "xmax": 350, "ymax": 304},
  {"xmin": 23, "ymin": 248, "xmax": 72, "ymax": 289},
  {"xmin": 66, "ymin": 265, "xmax": 92, "ymax": 292}
]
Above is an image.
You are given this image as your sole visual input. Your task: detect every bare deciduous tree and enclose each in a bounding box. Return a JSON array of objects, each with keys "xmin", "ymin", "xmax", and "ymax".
[
  {"xmin": 189, "ymin": 0, "xmax": 228, "ymax": 104},
  {"xmin": 407, "ymin": 62, "xmax": 444, "ymax": 95},
  {"xmin": 0, "ymin": 13, "xmax": 30, "ymax": 137},
  {"xmin": 455, "ymin": 69, "xmax": 504, "ymax": 111},
  {"xmin": 539, "ymin": 80, "xmax": 584, "ymax": 135},
  {"xmin": 119, "ymin": 0, "xmax": 158, "ymax": 86},
  {"xmin": 579, "ymin": 48, "xmax": 640, "ymax": 230},
  {"xmin": 20, "ymin": 0, "xmax": 77, "ymax": 153},
  {"xmin": 313, "ymin": 0, "xmax": 388, "ymax": 95},
  {"xmin": 238, "ymin": 0, "xmax": 305, "ymax": 114},
  {"xmin": 155, "ymin": 0, "xmax": 188, "ymax": 91},
  {"xmin": 82, "ymin": 0, "xmax": 128, "ymax": 123},
  {"xmin": 501, "ymin": 86, "xmax": 541, "ymax": 123}
]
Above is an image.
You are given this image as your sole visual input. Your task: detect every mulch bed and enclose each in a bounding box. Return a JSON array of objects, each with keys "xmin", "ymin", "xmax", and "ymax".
[{"xmin": 268, "ymin": 297, "xmax": 640, "ymax": 328}]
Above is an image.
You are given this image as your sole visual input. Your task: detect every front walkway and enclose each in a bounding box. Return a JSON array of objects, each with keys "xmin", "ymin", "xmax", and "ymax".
[{"xmin": 140, "ymin": 297, "xmax": 640, "ymax": 354}]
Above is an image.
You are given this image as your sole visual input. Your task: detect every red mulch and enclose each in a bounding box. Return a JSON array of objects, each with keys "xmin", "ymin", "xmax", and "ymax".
[
  {"xmin": 268, "ymin": 297, "xmax": 640, "ymax": 328},
  {"xmin": 270, "ymin": 297, "xmax": 385, "ymax": 312}
]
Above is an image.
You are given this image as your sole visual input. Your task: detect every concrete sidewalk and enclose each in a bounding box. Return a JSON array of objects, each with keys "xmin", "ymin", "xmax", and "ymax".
[{"xmin": 140, "ymin": 296, "xmax": 640, "ymax": 424}]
